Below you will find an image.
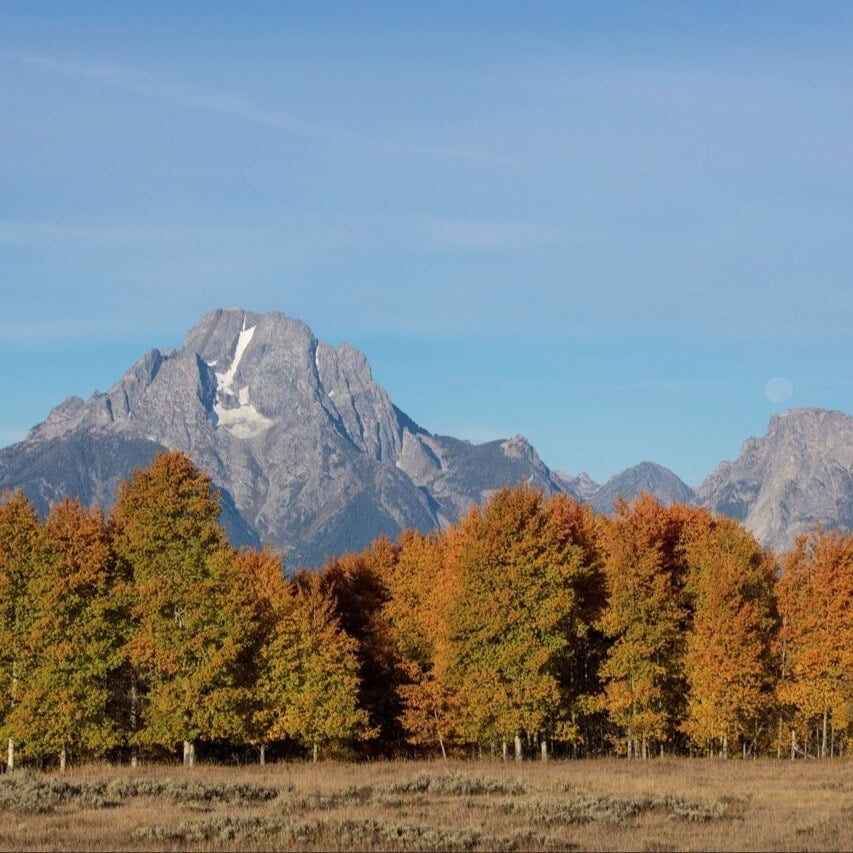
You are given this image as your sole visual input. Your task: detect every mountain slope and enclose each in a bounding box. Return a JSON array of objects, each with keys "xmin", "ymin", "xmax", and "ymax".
[
  {"xmin": 697, "ymin": 408, "xmax": 853, "ymax": 551},
  {"xmin": 1, "ymin": 309, "xmax": 848, "ymax": 560},
  {"xmin": 1, "ymin": 308, "xmax": 564, "ymax": 565}
]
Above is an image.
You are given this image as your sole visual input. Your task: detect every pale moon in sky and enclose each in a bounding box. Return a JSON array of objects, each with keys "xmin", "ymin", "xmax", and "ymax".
[{"xmin": 765, "ymin": 377, "xmax": 794, "ymax": 403}]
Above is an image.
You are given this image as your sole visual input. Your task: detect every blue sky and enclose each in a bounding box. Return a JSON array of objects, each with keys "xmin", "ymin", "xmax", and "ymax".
[{"xmin": 1, "ymin": 1, "xmax": 851, "ymax": 485}]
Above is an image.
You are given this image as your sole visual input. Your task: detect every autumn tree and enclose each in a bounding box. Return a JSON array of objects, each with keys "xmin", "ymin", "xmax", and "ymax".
[
  {"xmin": 680, "ymin": 516, "xmax": 777, "ymax": 757},
  {"xmin": 444, "ymin": 487, "xmax": 599, "ymax": 760},
  {"xmin": 598, "ymin": 495, "xmax": 703, "ymax": 758},
  {"xmin": 256, "ymin": 573, "xmax": 371, "ymax": 761},
  {"xmin": 111, "ymin": 451, "xmax": 254, "ymax": 765},
  {"xmin": 8, "ymin": 499, "xmax": 122, "ymax": 769},
  {"xmin": 777, "ymin": 528, "xmax": 853, "ymax": 758},
  {"xmin": 233, "ymin": 546, "xmax": 291, "ymax": 764},
  {"xmin": 316, "ymin": 537, "xmax": 404, "ymax": 754},
  {"xmin": 386, "ymin": 529, "xmax": 459, "ymax": 758},
  {"xmin": 0, "ymin": 490, "xmax": 45, "ymax": 771}
]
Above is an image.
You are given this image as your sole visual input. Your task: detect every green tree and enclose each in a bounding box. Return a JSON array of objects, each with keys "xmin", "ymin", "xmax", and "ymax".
[
  {"xmin": 257, "ymin": 574, "xmax": 371, "ymax": 761},
  {"xmin": 445, "ymin": 487, "xmax": 596, "ymax": 760},
  {"xmin": 8, "ymin": 499, "xmax": 122, "ymax": 769},
  {"xmin": 111, "ymin": 451, "xmax": 253, "ymax": 765},
  {"xmin": 0, "ymin": 490, "xmax": 45, "ymax": 771}
]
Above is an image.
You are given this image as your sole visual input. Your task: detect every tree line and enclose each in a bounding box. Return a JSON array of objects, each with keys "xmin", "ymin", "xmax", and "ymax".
[{"xmin": 0, "ymin": 451, "xmax": 850, "ymax": 769}]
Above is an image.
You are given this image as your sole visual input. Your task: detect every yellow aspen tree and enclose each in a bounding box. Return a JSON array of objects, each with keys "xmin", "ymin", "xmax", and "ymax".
[
  {"xmin": 9, "ymin": 499, "xmax": 121, "ymax": 769},
  {"xmin": 445, "ymin": 487, "xmax": 592, "ymax": 760},
  {"xmin": 0, "ymin": 490, "xmax": 45, "ymax": 771},
  {"xmin": 111, "ymin": 451, "xmax": 254, "ymax": 765},
  {"xmin": 257, "ymin": 573, "xmax": 372, "ymax": 761}
]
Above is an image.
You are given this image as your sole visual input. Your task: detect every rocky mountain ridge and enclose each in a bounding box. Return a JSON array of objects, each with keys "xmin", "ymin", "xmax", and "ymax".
[{"xmin": 2, "ymin": 308, "xmax": 849, "ymax": 562}]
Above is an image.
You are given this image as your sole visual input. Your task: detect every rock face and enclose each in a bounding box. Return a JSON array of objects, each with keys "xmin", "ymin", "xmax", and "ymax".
[
  {"xmin": 590, "ymin": 462, "xmax": 695, "ymax": 515},
  {"xmin": 1, "ymin": 309, "xmax": 848, "ymax": 563},
  {"xmin": 0, "ymin": 309, "xmax": 578, "ymax": 566},
  {"xmin": 697, "ymin": 408, "xmax": 853, "ymax": 551}
]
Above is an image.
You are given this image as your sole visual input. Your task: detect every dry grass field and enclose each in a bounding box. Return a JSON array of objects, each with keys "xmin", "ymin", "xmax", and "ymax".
[{"xmin": 0, "ymin": 758, "xmax": 850, "ymax": 852}]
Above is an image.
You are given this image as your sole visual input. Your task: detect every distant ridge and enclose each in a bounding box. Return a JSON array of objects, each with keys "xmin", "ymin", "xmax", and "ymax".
[{"xmin": 0, "ymin": 308, "xmax": 849, "ymax": 562}]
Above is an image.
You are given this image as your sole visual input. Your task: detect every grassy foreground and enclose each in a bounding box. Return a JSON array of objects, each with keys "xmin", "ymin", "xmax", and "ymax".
[{"xmin": 0, "ymin": 758, "xmax": 850, "ymax": 852}]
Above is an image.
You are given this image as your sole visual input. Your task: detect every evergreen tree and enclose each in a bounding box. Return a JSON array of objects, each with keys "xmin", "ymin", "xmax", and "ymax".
[{"xmin": 111, "ymin": 451, "xmax": 253, "ymax": 765}]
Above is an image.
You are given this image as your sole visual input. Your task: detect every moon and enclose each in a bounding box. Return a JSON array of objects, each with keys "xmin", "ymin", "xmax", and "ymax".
[{"xmin": 765, "ymin": 377, "xmax": 794, "ymax": 403}]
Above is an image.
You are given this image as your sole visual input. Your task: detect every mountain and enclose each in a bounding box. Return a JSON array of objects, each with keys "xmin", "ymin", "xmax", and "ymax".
[
  {"xmin": 590, "ymin": 462, "xmax": 695, "ymax": 515},
  {"xmin": 0, "ymin": 308, "xmax": 572, "ymax": 566},
  {"xmin": 1, "ymin": 308, "xmax": 848, "ymax": 562},
  {"xmin": 697, "ymin": 408, "xmax": 853, "ymax": 551}
]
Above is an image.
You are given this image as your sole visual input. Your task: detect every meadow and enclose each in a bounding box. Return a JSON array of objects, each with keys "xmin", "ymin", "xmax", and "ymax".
[{"xmin": 0, "ymin": 758, "xmax": 849, "ymax": 852}]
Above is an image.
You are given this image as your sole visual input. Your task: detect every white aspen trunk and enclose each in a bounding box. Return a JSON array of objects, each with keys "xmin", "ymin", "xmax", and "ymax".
[
  {"xmin": 130, "ymin": 682, "xmax": 138, "ymax": 768},
  {"xmin": 60, "ymin": 748, "xmax": 67, "ymax": 772},
  {"xmin": 259, "ymin": 744, "xmax": 266, "ymax": 766},
  {"xmin": 131, "ymin": 754, "xmax": 138, "ymax": 768},
  {"xmin": 791, "ymin": 729, "xmax": 796, "ymax": 760},
  {"xmin": 7, "ymin": 738, "xmax": 14, "ymax": 773},
  {"xmin": 312, "ymin": 741, "xmax": 319, "ymax": 763},
  {"xmin": 540, "ymin": 737, "xmax": 548, "ymax": 761},
  {"xmin": 722, "ymin": 736, "xmax": 728, "ymax": 760},
  {"xmin": 743, "ymin": 741, "xmax": 747, "ymax": 760},
  {"xmin": 502, "ymin": 740, "xmax": 508, "ymax": 761},
  {"xmin": 514, "ymin": 733, "xmax": 523, "ymax": 761},
  {"xmin": 821, "ymin": 707, "xmax": 828, "ymax": 758},
  {"xmin": 189, "ymin": 742, "xmax": 195, "ymax": 767},
  {"xmin": 183, "ymin": 740, "xmax": 195, "ymax": 767},
  {"xmin": 660, "ymin": 743, "xmax": 665, "ymax": 758}
]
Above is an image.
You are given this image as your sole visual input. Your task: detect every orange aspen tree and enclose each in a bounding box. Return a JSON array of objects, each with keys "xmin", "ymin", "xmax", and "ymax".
[
  {"xmin": 315, "ymin": 537, "xmax": 404, "ymax": 754},
  {"xmin": 386, "ymin": 529, "xmax": 459, "ymax": 758},
  {"xmin": 681, "ymin": 516, "xmax": 777, "ymax": 757},
  {"xmin": 598, "ymin": 495, "xmax": 704, "ymax": 758},
  {"xmin": 777, "ymin": 528, "xmax": 853, "ymax": 758}
]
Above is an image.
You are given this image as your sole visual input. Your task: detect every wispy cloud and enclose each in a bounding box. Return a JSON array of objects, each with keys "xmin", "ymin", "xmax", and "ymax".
[{"xmin": 0, "ymin": 49, "xmax": 515, "ymax": 166}]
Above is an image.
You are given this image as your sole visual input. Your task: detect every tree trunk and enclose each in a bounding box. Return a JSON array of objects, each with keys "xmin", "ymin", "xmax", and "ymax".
[
  {"xmin": 183, "ymin": 740, "xmax": 195, "ymax": 767},
  {"xmin": 540, "ymin": 737, "xmax": 548, "ymax": 762},
  {"xmin": 821, "ymin": 707, "xmax": 828, "ymax": 758},
  {"xmin": 313, "ymin": 741, "xmax": 319, "ymax": 763},
  {"xmin": 514, "ymin": 733, "xmax": 523, "ymax": 762},
  {"xmin": 7, "ymin": 738, "xmax": 14, "ymax": 773},
  {"xmin": 259, "ymin": 744, "xmax": 266, "ymax": 766},
  {"xmin": 791, "ymin": 729, "xmax": 796, "ymax": 761},
  {"xmin": 60, "ymin": 748, "xmax": 67, "ymax": 772},
  {"xmin": 502, "ymin": 740, "xmax": 508, "ymax": 762},
  {"xmin": 722, "ymin": 736, "xmax": 728, "ymax": 759},
  {"xmin": 130, "ymin": 681, "xmax": 138, "ymax": 768}
]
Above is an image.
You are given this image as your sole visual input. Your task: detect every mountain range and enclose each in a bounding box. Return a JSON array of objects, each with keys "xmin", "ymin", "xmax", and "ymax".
[{"xmin": 1, "ymin": 308, "xmax": 849, "ymax": 565}]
